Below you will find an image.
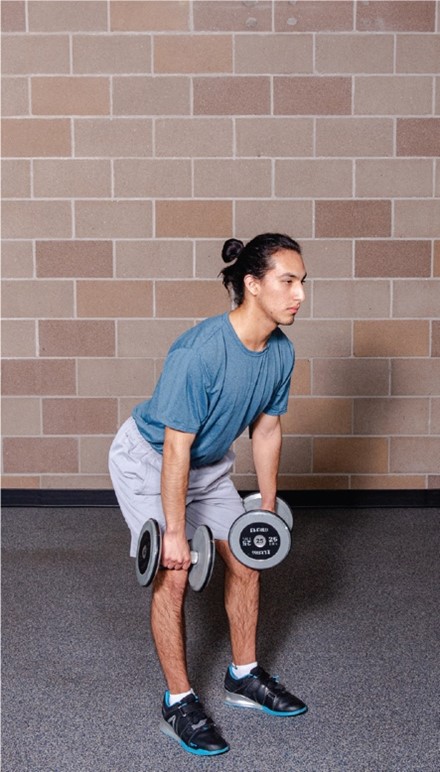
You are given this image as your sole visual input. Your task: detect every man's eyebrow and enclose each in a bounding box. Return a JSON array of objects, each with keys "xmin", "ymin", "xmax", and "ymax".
[{"xmin": 279, "ymin": 271, "xmax": 308, "ymax": 280}]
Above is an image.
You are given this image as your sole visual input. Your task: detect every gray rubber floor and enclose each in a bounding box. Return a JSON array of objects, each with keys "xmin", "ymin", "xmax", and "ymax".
[{"xmin": 2, "ymin": 506, "xmax": 439, "ymax": 771}]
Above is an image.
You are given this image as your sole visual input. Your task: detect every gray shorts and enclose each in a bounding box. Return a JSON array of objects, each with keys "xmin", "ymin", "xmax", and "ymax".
[{"xmin": 108, "ymin": 417, "xmax": 245, "ymax": 557}]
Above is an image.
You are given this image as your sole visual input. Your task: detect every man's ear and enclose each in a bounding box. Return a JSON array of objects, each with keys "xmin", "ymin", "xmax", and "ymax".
[{"xmin": 244, "ymin": 274, "xmax": 259, "ymax": 297}]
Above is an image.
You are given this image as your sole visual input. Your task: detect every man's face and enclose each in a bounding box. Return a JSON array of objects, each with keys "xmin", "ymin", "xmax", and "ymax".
[{"xmin": 250, "ymin": 249, "xmax": 307, "ymax": 327}]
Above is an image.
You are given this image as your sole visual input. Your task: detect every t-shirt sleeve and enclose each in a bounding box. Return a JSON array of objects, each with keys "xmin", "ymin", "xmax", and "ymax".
[
  {"xmin": 152, "ymin": 347, "xmax": 209, "ymax": 433},
  {"xmin": 264, "ymin": 344, "xmax": 295, "ymax": 416}
]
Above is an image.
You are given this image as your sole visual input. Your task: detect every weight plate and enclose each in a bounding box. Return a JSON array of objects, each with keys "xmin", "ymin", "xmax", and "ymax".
[
  {"xmin": 243, "ymin": 493, "xmax": 293, "ymax": 531},
  {"xmin": 189, "ymin": 525, "xmax": 215, "ymax": 592},
  {"xmin": 229, "ymin": 511, "xmax": 291, "ymax": 570},
  {"xmin": 136, "ymin": 519, "xmax": 161, "ymax": 587}
]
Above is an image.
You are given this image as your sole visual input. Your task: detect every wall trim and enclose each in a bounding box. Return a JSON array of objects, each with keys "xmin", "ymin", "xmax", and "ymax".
[{"xmin": 2, "ymin": 488, "xmax": 439, "ymax": 509}]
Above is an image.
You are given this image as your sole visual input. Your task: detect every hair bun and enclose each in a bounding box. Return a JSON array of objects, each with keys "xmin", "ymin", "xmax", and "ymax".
[{"xmin": 222, "ymin": 238, "xmax": 244, "ymax": 264}]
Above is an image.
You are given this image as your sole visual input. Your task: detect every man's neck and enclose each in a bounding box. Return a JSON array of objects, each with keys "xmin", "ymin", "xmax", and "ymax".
[{"xmin": 228, "ymin": 306, "xmax": 276, "ymax": 352}]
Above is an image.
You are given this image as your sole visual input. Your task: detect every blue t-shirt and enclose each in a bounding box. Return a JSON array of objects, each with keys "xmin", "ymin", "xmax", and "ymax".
[{"xmin": 132, "ymin": 312, "xmax": 294, "ymax": 467}]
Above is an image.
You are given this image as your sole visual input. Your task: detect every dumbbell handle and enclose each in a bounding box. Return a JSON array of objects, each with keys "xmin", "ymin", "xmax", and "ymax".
[{"xmin": 190, "ymin": 550, "xmax": 198, "ymax": 564}]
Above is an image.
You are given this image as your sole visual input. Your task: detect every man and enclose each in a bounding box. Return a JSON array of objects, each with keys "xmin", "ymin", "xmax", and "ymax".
[{"xmin": 109, "ymin": 233, "xmax": 308, "ymax": 756}]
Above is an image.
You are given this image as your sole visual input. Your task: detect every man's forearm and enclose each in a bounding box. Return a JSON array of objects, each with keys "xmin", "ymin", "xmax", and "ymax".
[
  {"xmin": 252, "ymin": 423, "xmax": 282, "ymax": 511},
  {"xmin": 161, "ymin": 427, "xmax": 195, "ymax": 534}
]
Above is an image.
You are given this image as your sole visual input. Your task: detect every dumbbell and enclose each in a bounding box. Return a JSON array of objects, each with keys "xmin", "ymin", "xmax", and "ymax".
[
  {"xmin": 228, "ymin": 493, "xmax": 293, "ymax": 570},
  {"xmin": 135, "ymin": 519, "xmax": 215, "ymax": 592}
]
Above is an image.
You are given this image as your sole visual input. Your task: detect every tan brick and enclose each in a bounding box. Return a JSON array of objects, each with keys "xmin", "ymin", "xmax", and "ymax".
[
  {"xmin": 111, "ymin": 1, "xmax": 189, "ymax": 31},
  {"xmin": 2, "ymin": 280, "xmax": 74, "ymax": 319},
  {"xmin": 32, "ymin": 76, "xmax": 110, "ymax": 116},
  {"xmin": 235, "ymin": 436, "xmax": 312, "ymax": 475},
  {"xmin": 155, "ymin": 280, "xmax": 228, "ymax": 318},
  {"xmin": 313, "ymin": 359, "xmax": 390, "ymax": 396},
  {"xmin": 392, "ymin": 360, "xmax": 440, "ymax": 395},
  {"xmin": 195, "ymin": 240, "xmax": 230, "ymax": 278},
  {"xmin": 2, "ymin": 398, "xmax": 41, "ymax": 436},
  {"xmin": 275, "ymin": 1, "xmax": 353, "ymax": 32},
  {"xmin": 355, "ymin": 241, "xmax": 431, "ymax": 278},
  {"xmin": 357, "ymin": 1, "xmax": 435, "ymax": 32},
  {"xmin": 1, "ymin": 320, "xmax": 36, "ymax": 357},
  {"xmin": 351, "ymin": 475, "xmax": 425, "ymax": 490},
  {"xmin": 155, "ymin": 118, "xmax": 233, "ymax": 157},
  {"xmin": 1, "ymin": 160, "xmax": 30, "ymax": 198},
  {"xmin": 433, "ymin": 322, "xmax": 440, "ymax": 357},
  {"xmin": 235, "ymin": 33, "xmax": 313, "ymax": 74},
  {"xmin": 1, "ymin": 78, "xmax": 29, "ymax": 116},
  {"xmin": 3, "ymin": 201, "xmax": 72, "ymax": 240},
  {"xmin": 78, "ymin": 358, "xmax": 155, "ymax": 397},
  {"xmin": 435, "ymin": 242, "xmax": 440, "ymax": 277},
  {"xmin": 39, "ymin": 320, "xmax": 115, "ymax": 357},
  {"xmin": 431, "ymin": 398, "xmax": 440, "ymax": 432},
  {"xmin": 194, "ymin": 76, "xmax": 270, "ymax": 115},
  {"xmin": 236, "ymin": 118, "xmax": 313, "ymax": 157},
  {"xmin": 29, "ymin": 1, "xmax": 107, "ymax": 32},
  {"xmin": 79, "ymin": 436, "xmax": 113, "ymax": 474},
  {"xmin": 36, "ymin": 241, "xmax": 113, "ymax": 278},
  {"xmin": 75, "ymin": 201, "xmax": 152, "ymax": 238},
  {"xmin": 274, "ymin": 76, "xmax": 351, "ymax": 115},
  {"xmin": 396, "ymin": 119, "xmax": 440, "ymax": 157},
  {"xmin": 194, "ymin": 1, "xmax": 272, "ymax": 32},
  {"xmin": 119, "ymin": 397, "xmax": 147, "ymax": 423},
  {"xmin": 275, "ymin": 475, "xmax": 349, "ymax": 490},
  {"xmin": 393, "ymin": 280, "xmax": 440, "ymax": 318},
  {"xmin": 3, "ymin": 437, "xmax": 78, "ymax": 474},
  {"xmin": 2, "ymin": 1, "xmax": 25, "ymax": 31},
  {"xmin": 354, "ymin": 76, "xmax": 432, "ymax": 116},
  {"xmin": 276, "ymin": 160, "xmax": 352, "ymax": 198},
  {"xmin": 2, "ymin": 119, "xmax": 71, "ymax": 157},
  {"xmin": 356, "ymin": 160, "xmax": 433, "ymax": 198},
  {"xmin": 113, "ymin": 76, "xmax": 190, "ymax": 115},
  {"xmin": 281, "ymin": 397, "xmax": 352, "ymax": 434},
  {"xmin": 34, "ymin": 160, "xmax": 111, "ymax": 198},
  {"xmin": 354, "ymin": 398, "xmax": 429, "ymax": 435},
  {"xmin": 77, "ymin": 280, "xmax": 152, "ymax": 318},
  {"xmin": 74, "ymin": 118, "xmax": 152, "ymax": 157},
  {"xmin": 1, "ymin": 476, "xmax": 39, "ymax": 489},
  {"xmin": 43, "ymin": 398, "xmax": 118, "ymax": 435},
  {"xmin": 2, "ymin": 34, "xmax": 70, "ymax": 74},
  {"xmin": 155, "ymin": 34, "xmax": 232, "ymax": 73},
  {"xmin": 235, "ymin": 200, "xmax": 312, "ymax": 239},
  {"xmin": 301, "ymin": 240, "xmax": 352, "ymax": 278},
  {"xmin": 115, "ymin": 241, "xmax": 193, "ymax": 279},
  {"xmin": 73, "ymin": 34, "xmax": 151, "ymax": 74},
  {"xmin": 314, "ymin": 438, "xmax": 389, "ymax": 474},
  {"xmin": 156, "ymin": 201, "xmax": 232, "ymax": 238},
  {"xmin": 2, "ymin": 359, "xmax": 76, "ymax": 396},
  {"xmin": 194, "ymin": 160, "xmax": 271, "ymax": 198},
  {"xmin": 316, "ymin": 117, "xmax": 393, "ymax": 157},
  {"xmin": 397, "ymin": 34, "xmax": 440, "ymax": 73},
  {"xmin": 315, "ymin": 280, "xmax": 390, "ymax": 319},
  {"xmin": 290, "ymin": 359, "xmax": 311, "ymax": 396},
  {"xmin": 316, "ymin": 34, "xmax": 393, "ymax": 73},
  {"xmin": 394, "ymin": 201, "xmax": 440, "ymax": 239},
  {"xmin": 118, "ymin": 320, "xmax": 192, "ymax": 357},
  {"xmin": 354, "ymin": 320, "xmax": 429, "ymax": 357},
  {"xmin": 288, "ymin": 320, "xmax": 351, "ymax": 359},
  {"xmin": 316, "ymin": 201, "xmax": 391, "ymax": 239},
  {"xmin": 114, "ymin": 159, "xmax": 191, "ymax": 198},
  {"xmin": 391, "ymin": 437, "xmax": 440, "ymax": 473},
  {"xmin": 1, "ymin": 242, "xmax": 34, "ymax": 278},
  {"xmin": 42, "ymin": 474, "xmax": 113, "ymax": 489}
]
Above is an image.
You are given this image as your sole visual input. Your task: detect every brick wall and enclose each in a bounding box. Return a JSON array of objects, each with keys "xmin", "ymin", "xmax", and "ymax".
[{"xmin": 2, "ymin": 0, "xmax": 439, "ymax": 492}]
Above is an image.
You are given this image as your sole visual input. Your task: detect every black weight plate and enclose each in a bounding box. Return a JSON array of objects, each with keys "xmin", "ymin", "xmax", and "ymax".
[
  {"xmin": 136, "ymin": 519, "xmax": 161, "ymax": 587},
  {"xmin": 189, "ymin": 525, "xmax": 215, "ymax": 592},
  {"xmin": 229, "ymin": 511, "xmax": 291, "ymax": 570},
  {"xmin": 243, "ymin": 493, "xmax": 293, "ymax": 531}
]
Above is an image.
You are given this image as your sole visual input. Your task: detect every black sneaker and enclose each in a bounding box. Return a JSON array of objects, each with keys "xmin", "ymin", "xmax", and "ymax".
[
  {"xmin": 160, "ymin": 692, "xmax": 229, "ymax": 756},
  {"xmin": 224, "ymin": 665, "xmax": 308, "ymax": 717}
]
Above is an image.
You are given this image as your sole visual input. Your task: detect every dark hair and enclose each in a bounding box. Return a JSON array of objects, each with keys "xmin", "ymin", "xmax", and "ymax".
[{"xmin": 220, "ymin": 233, "xmax": 302, "ymax": 306}]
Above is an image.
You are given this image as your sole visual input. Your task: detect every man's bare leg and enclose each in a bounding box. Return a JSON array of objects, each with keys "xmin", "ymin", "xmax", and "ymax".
[
  {"xmin": 216, "ymin": 540, "xmax": 260, "ymax": 664},
  {"xmin": 150, "ymin": 569, "xmax": 191, "ymax": 693}
]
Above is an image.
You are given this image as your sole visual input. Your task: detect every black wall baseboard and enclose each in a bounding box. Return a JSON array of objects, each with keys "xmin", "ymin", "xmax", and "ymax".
[{"xmin": 2, "ymin": 488, "xmax": 439, "ymax": 509}]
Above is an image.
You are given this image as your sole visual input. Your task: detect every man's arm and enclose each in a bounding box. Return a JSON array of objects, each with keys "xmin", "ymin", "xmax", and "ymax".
[
  {"xmin": 251, "ymin": 413, "xmax": 282, "ymax": 513},
  {"xmin": 161, "ymin": 426, "xmax": 196, "ymax": 570}
]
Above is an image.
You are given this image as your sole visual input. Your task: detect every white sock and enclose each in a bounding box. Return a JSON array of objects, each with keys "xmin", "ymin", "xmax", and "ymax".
[
  {"xmin": 231, "ymin": 661, "xmax": 258, "ymax": 679},
  {"xmin": 168, "ymin": 689, "xmax": 194, "ymax": 705}
]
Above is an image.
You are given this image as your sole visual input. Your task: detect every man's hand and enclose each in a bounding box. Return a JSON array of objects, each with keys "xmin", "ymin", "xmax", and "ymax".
[{"xmin": 161, "ymin": 530, "xmax": 192, "ymax": 571}]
